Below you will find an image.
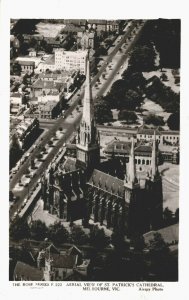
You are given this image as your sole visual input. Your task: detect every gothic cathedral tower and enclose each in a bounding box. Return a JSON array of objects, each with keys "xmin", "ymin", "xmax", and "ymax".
[
  {"xmin": 76, "ymin": 54, "xmax": 100, "ymax": 175},
  {"xmin": 124, "ymin": 137, "xmax": 142, "ymax": 235},
  {"xmin": 145, "ymin": 132, "xmax": 163, "ymax": 230}
]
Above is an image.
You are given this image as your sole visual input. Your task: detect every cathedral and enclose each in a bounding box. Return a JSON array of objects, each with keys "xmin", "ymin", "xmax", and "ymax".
[{"xmin": 41, "ymin": 57, "xmax": 163, "ymax": 236}]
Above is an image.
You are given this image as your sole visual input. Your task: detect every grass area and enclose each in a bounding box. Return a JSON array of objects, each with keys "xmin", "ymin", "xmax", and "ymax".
[
  {"xmin": 159, "ymin": 163, "xmax": 179, "ymax": 212},
  {"xmin": 143, "ymin": 69, "xmax": 180, "ymax": 94}
]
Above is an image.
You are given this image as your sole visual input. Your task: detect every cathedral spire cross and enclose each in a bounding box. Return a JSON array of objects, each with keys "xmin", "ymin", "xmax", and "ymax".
[{"xmin": 82, "ymin": 53, "xmax": 94, "ymax": 127}]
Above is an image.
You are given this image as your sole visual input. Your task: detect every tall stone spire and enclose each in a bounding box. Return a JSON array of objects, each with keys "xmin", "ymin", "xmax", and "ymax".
[
  {"xmin": 76, "ymin": 52, "xmax": 100, "ymax": 171},
  {"xmin": 82, "ymin": 54, "xmax": 94, "ymax": 126},
  {"xmin": 151, "ymin": 130, "xmax": 159, "ymax": 179},
  {"xmin": 125, "ymin": 137, "xmax": 139, "ymax": 190},
  {"xmin": 128, "ymin": 137, "xmax": 136, "ymax": 184}
]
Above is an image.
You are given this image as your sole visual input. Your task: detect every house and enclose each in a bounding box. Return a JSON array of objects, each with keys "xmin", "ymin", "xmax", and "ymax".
[
  {"xmin": 31, "ymin": 78, "xmax": 65, "ymax": 101},
  {"xmin": 38, "ymin": 100, "xmax": 60, "ymax": 119},
  {"xmin": 77, "ymin": 31, "xmax": 96, "ymax": 50},
  {"xmin": 17, "ymin": 60, "xmax": 35, "ymax": 75},
  {"xmin": 44, "ymin": 254, "xmax": 78, "ymax": 280},
  {"xmin": 36, "ymin": 243, "xmax": 89, "ymax": 281},
  {"xmin": 137, "ymin": 125, "xmax": 179, "ymax": 146}
]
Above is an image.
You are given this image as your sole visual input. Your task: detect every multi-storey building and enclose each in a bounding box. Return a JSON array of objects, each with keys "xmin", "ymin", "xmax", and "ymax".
[
  {"xmin": 54, "ymin": 49, "xmax": 87, "ymax": 74},
  {"xmin": 77, "ymin": 31, "xmax": 96, "ymax": 50},
  {"xmin": 40, "ymin": 49, "xmax": 88, "ymax": 75},
  {"xmin": 10, "ymin": 117, "xmax": 39, "ymax": 150},
  {"xmin": 38, "ymin": 100, "xmax": 60, "ymax": 119}
]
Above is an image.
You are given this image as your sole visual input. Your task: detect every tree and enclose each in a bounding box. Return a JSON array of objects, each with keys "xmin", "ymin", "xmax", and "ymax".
[
  {"xmin": 111, "ymin": 230, "xmax": 129, "ymax": 254},
  {"xmin": 29, "ymin": 37, "xmax": 37, "ymax": 48},
  {"xmin": 122, "ymin": 70, "xmax": 146, "ymax": 90},
  {"xmin": 111, "ymin": 79, "xmax": 127, "ymax": 96},
  {"xmin": 104, "ymin": 38, "xmax": 112, "ymax": 47},
  {"xmin": 70, "ymin": 225, "xmax": 89, "ymax": 245},
  {"xmin": 10, "ymin": 217, "xmax": 30, "ymax": 241},
  {"xmin": 118, "ymin": 110, "xmax": 137, "ymax": 123},
  {"xmin": 131, "ymin": 235, "xmax": 146, "ymax": 251},
  {"xmin": 94, "ymin": 46, "xmax": 107, "ymax": 57},
  {"xmin": 129, "ymin": 45, "xmax": 156, "ymax": 72},
  {"xmin": 167, "ymin": 112, "xmax": 180, "ymax": 130},
  {"xmin": 12, "ymin": 62, "xmax": 22, "ymax": 76},
  {"xmin": 175, "ymin": 208, "xmax": 179, "ymax": 223},
  {"xmin": 94, "ymin": 100, "xmax": 113, "ymax": 124},
  {"xmin": 9, "ymin": 191, "xmax": 14, "ymax": 202},
  {"xmin": 148, "ymin": 232, "xmax": 177, "ymax": 280},
  {"xmin": 89, "ymin": 225, "xmax": 110, "ymax": 249},
  {"xmin": 37, "ymin": 153, "xmax": 43, "ymax": 159},
  {"xmin": 144, "ymin": 114, "xmax": 165, "ymax": 126},
  {"xmin": 123, "ymin": 89, "xmax": 142, "ymax": 110},
  {"xmin": 30, "ymin": 159, "xmax": 35, "ymax": 169},
  {"xmin": 30, "ymin": 220, "xmax": 48, "ymax": 241},
  {"xmin": 163, "ymin": 207, "xmax": 174, "ymax": 226},
  {"xmin": 160, "ymin": 73, "xmax": 168, "ymax": 81},
  {"xmin": 48, "ymin": 140, "xmax": 53, "ymax": 146},
  {"xmin": 48, "ymin": 221, "xmax": 69, "ymax": 245}
]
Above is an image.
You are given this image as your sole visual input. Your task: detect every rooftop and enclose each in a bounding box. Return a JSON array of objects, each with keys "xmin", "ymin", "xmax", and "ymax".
[
  {"xmin": 88, "ymin": 169, "xmax": 124, "ymax": 198},
  {"xmin": 161, "ymin": 130, "xmax": 180, "ymax": 136},
  {"xmin": 50, "ymin": 253, "xmax": 77, "ymax": 269},
  {"xmin": 18, "ymin": 60, "xmax": 35, "ymax": 66},
  {"xmin": 137, "ymin": 125, "xmax": 180, "ymax": 136},
  {"xmin": 63, "ymin": 24, "xmax": 85, "ymax": 33},
  {"xmin": 39, "ymin": 101, "xmax": 58, "ymax": 111},
  {"xmin": 62, "ymin": 157, "xmax": 77, "ymax": 173},
  {"xmin": 42, "ymin": 54, "xmax": 55, "ymax": 65},
  {"xmin": 104, "ymin": 140, "xmax": 152, "ymax": 155},
  {"xmin": 137, "ymin": 125, "xmax": 161, "ymax": 136},
  {"xmin": 10, "ymin": 92, "xmax": 23, "ymax": 98},
  {"xmin": 32, "ymin": 78, "xmax": 64, "ymax": 90},
  {"xmin": 14, "ymin": 261, "xmax": 43, "ymax": 281},
  {"xmin": 39, "ymin": 70, "xmax": 73, "ymax": 79}
]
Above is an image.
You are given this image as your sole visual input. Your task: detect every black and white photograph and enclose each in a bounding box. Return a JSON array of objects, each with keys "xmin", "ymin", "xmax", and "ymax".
[{"xmin": 8, "ymin": 16, "xmax": 180, "ymax": 282}]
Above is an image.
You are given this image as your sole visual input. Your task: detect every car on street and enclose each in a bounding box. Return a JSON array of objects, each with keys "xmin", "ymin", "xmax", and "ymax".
[{"xmin": 13, "ymin": 211, "xmax": 18, "ymax": 218}]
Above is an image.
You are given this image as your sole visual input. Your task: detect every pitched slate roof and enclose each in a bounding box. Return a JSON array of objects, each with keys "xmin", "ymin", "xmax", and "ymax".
[
  {"xmin": 67, "ymin": 245, "xmax": 82, "ymax": 256},
  {"xmin": 104, "ymin": 140, "xmax": 131, "ymax": 154},
  {"xmin": 51, "ymin": 254, "xmax": 77, "ymax": 269},
  {"xmin": 104, "ymin": 140, "xmax": 152, "ymax": 155},
  {"xmin": 137, "ymin": 125, "xmax": 161, "ymax": 136},
  {"xmin": 43, "ymin": 55, "xmax": 55, "ymax": 65},
  {"xmin": 18, "ymin": 60, "xmax": 35, "ymax": 66},
  {"xmin": 14, "ymin": 261, "xmax": 43, "ymax": 281},
  {"xmin": 88, "ymin": 169, "xmax": 124, "ymax": 198},
  {"xmin": 161, "ymin": 131, "xmax": 179, "ymax": 136},
  {"xmin": 32, "ymin": 78, "xmax": 64, "ymax": 90},
  {"xmin": 135, "ymin": 144, "xmax": 152, "ymax": 154}
]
